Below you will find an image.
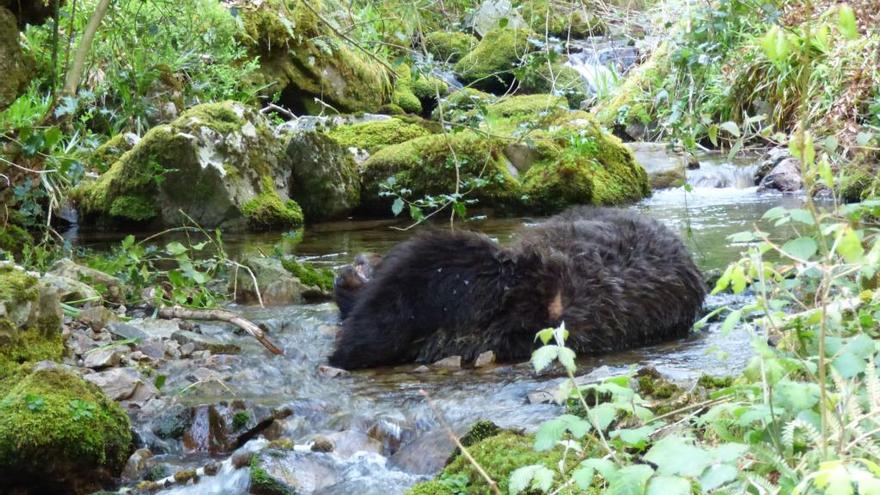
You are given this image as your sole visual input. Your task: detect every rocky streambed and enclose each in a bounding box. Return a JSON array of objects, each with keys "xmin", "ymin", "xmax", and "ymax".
[{"xmin": 6, "ymin": 152, "xmax": 802, "ymax": 495}]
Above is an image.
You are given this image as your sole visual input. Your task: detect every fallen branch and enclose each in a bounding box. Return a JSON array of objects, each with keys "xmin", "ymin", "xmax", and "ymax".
[{"xmin": 157, "ymin": 306, "xmax": 284, "ymax": 355}]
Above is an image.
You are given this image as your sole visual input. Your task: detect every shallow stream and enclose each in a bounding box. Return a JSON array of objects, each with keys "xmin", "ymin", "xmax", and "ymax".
[{"xmin": 73, "ymin": 154, "xmax": 803, "ymax": 494}]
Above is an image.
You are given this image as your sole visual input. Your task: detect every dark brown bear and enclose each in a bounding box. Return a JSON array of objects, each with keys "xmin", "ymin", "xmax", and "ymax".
[{"xmin": 328, "ymin": 207, "xmax": 706, "ymax": 369}]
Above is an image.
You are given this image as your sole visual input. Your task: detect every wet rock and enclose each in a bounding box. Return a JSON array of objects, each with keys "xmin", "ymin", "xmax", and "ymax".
[
  {"xmin": 754, "ymin": 147, "xmax": 791, "ymax": 183},
  {"xmin": 84, "ymin": 367, "xmax": 159, "ymax": 402},
  {"xmin": 758, "ymin": 156, "xmax": 803, "ymax": 193},
  {"xmin": 108, "ymin": 321, "xmax": 149, "ymax": 341},
  {"xmin": 122, "ymin": 448, "xmax": 153, "ymax": 481},
  {"xmin": 232, "ymin": 450, "xmax": 255, "ymax": 469},
  {"xmin": 153, "ymin": 404, "xmax": 192, "ymax": 440},
  {"xmin": 173, "ymin": 469, "xmax": 197, "ymax": 484},
  {"xmin": 367, "ymin": 417, "xmax": 407, "ymax": 454},
  {"xmin": 317, "ymin": 364, "xmax": 348, "ymax": 378},
  {"xmin": 474, "ymin": 350, "xmax": 496, "ymax": 368},
  {"xmin": 203, "ymin": 462, "xmax": 221, "ymax": 476},
  {"xmin": 145, "ymin": 463, "xmax": 171, "ymax": 481},
  {"xmin": 48, "ymin": 258, "xmax": 123, "ymax": 302},
  {"xmin": 268, "ymin": 438, "xmax": 295, "ymax": 450},
  {"xmin": 527, "ymin": 390, "xmax": 555, "ymax": 404},
  {"xmin": 184, "ymin": 404, "xmax": 232, "ymax": 454},
  {"xmin": 137, "ymin": 339, "xmax": 166, "ymax": 360},
  {"xmin": 433, "ymin": 355, "xmax": 462, "ymax": 369},
  {"xmin": 83, "ymin": 344, "xmax": 128, "ymax": 369},
  {"xmin": 231, "ymin": 255, "xmax": 310, "ymax": 305},
  {"xmin": 180, "ymin": 342, "xmax": 196, "ymax": 357},
  {"xmin": 171, "ymin": 330, "xmax": 240, "ymax": 355},
  {"xmin": 325, "ymin": 430, "xmax": 382, "ymax": 459},
  {"xmin": 311, "ymin": 435, "xmax": 335, "ymax": 453},
  {"xmin": 77, "ymin": 305, "xmax": 118, "ymax": 332},
  {"xmin": 624, "ymin": 142, "xmax": 691, "ymax": 190},
  {"xmin": 251, "ymin": 451, "xmax": 337, "ymax": 494},
  {"xmin": 412, "ymin": 365, "xmax": 430, "ymax": 373},
  {"xmin": 130, "ymin": 318, "xmax": 180, "ymax": 340}
]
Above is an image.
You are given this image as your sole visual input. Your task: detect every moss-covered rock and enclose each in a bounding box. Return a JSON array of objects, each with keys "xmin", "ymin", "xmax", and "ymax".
[
  {"xmin": 360, "ymin": 130, "xmax": 520, "ymax": 214},
  {"xmin": 89, "ymin": 133, "xmax": 139, "ymax": 172},
  {"xmin": 75, "ymin": 101, "xmax": 303, "ymax": 230},
  {"xmin": 454, "ymin": 28, "xmax": 534, "ymax": 92},
  {"xmin": 424, "ymin": 31, "xmax": 478, "ymax": 63},
  {"xmin": 446, "ymin": 419, "xmax": 501, "ymax": 465},
  {"xmin": 392, "ymin": 64, "xmax": 424, "ymax": 114},
  {"xmin": 241, "ymin": 0, "xmax": 392, "ymax": 114},
  {"xmin": 283, "ymin": 131, "xmax": 360, "ymax": 220},
  {"xmin": 430, "ymin": 88, "xmax": 497, "ymax": 125},
  {"xmin": 593, "ymin": 42, "xmax": 669, "ymax": 132},
  {"xmin": 325, "ymin": 118, "xmax": 433, "ymax": 153},
  {"xmin": 0, "ymin": 368, "xmax": 132, "ymax": 493},
  {"xmin": 0, "ymin": 223, "xmax": 32, "ymax": 256},
  {"xmin": 0, "ymin": 6, "xmax": 32, "ymax": 110},
  {"xmin": 280, "ymin": 258, "xmax": 334, "ymax": 293},
  {"xmin": 518, "ymin": 61, "xmax": 588, "ymax": 108},
  {"xmin": 520, "ymin": 114, "xmax": 650, "ymax": 211},
  {"xmin": 519, "ymin": 0, "xmax": 606, "ymax": 38},
  {"xmin": 249, "ymin": 456, "xmax": 295, "ymax": 495},
  {"xmin": 0, "ymin": 263, "xmax": 62, "ymax": 379}
]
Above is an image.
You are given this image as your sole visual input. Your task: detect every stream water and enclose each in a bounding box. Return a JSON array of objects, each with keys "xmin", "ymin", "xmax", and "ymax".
[{"xmin": 69, "ymin": 153, "xmax": 806, "ymax": 494}]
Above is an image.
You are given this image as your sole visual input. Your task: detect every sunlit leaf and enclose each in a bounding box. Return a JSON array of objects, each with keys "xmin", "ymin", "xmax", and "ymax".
[
  {"xmin": 838, "ymin": 4, "xmax": 859, "ymax": 40},
  {"xmin": 646, "ymin": 475, "xmax": 690, "ymax": 495},
  {"xmin": 782, "ymin": 237, "xmax": 818, "ymax": 261}
]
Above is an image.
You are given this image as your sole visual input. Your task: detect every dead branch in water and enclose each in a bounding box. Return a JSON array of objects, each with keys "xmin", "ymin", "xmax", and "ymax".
[{"xmin": 157, "ymin": 306, "xmax": 284, "ymax": 355}]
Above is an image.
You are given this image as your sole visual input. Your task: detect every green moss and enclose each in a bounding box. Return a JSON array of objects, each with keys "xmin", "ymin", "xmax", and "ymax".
[
  {"xmin": 518, "ymin": 62, "xmax": 588, "ymax": 108},
  {"xmin": 392, "ymin": 65, "xmax": 423, "ymax": 114},
  {"xmin": 241, "ymin": 0, "xmax": 392, "ymax": 113},
  {"xmin": 361, "ymin": 131, "xmax": 521, "ymax": 214},
  {"xmin": 440, "ymin": 432, "xmax": 579, "ymax": 495},
  {"xmin": 0, "ymin": 369, "xmax": 132, "ymax": 484},
  {"xmin": 108, "ymin": 195, "xmax": 157, "ymax": 221},
  {"xmin": 405, "ymin": 480, "xmax": 455, "ymax": 495},
  {"xmin": 241, "ymin": 177, "xmax": 304, "ymax": 229},
  {"xmin": 378, "ymin": 103, "xmax": 406, "ymax": 115},
  {"xmin": 249, "ymin": 456, "xmax": 294, "ymax": 495},
  {"xmin": 232, "ymin": 411, "xmax": 251, "ymax": 431},
  {"xmin": 424, "ymin": 31, "xmax": 477, "ymax": 63},
  {"xmin": 0, "ymin": 265, "xmax": 62, "ymax": 379},
  {"xmin": 430, "ymin": 88, "xmax": 497, "ymax": 124},
  {"xmin": 593, "ymin": 42, "xmax": 670, "ymax": 128},
  {"xmin": 325, "ymin": 118, "xmax": 432, "ymax": 153},
  {"xmin": 454, "ymin": 28, "xmax": 534, "ymax": 91},
  {"xmin": 281, "ymin": 258, "xmax": 334, "ymax": 292},
  {"xmin": 519, "ymin": 0, "xmax": 606, "ymax": 38},
  {"xmin": 90, "ymin": 133, "xmax": 137, "ymax": 172},
  {"xmin": 285, "ymin": 131, "xmax": 361, "ymax": 220},
  {"xmin": 411, "ymin": 75, "xmax": 449, "ymax": 103},
  {"xmin": 446, "ymin": 419, "xmax": 501, "ymax": 464},
  {"xmin": 0, "ymin": 223, "xmax": 32, "ymax": 256},
  {"xmin": 521, "ymin": 114, "xmax": 649, "ymax": 211},
  {"xmin": 484, "ymin": 93, "xmax": 569, "ymax": 134},
  {"xmin": 697, "ymin": 374, "xmax": 734, "ymax": 389},
  {"xmin": 637, "ymin": 375, "xmax": 680, "ymax": 399}
]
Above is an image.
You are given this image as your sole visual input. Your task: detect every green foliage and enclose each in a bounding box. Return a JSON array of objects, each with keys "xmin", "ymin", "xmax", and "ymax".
[{"xmin": 280, "ymin": 258, "xmax": 334, "ymax": 292}]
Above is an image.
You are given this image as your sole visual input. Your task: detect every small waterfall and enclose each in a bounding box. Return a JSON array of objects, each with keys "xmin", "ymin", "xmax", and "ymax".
[
  {"xmin": 565, "ymin": 38, "xmax": 640, "ymax": 97},
  {"xmin": 686, "ymin": 159, "xmax": 759, "ymax": 190}
]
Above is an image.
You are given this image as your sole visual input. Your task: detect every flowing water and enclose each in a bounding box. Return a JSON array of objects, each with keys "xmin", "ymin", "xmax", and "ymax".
[{"xmin": 72, "ymin": 154, "xmax": 804, "ymax": 494}]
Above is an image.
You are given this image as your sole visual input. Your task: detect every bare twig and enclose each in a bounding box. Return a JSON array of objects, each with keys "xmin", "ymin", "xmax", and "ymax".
[{"xmin": 157, "ymin": 306, "xmax": 283, "ymax": 355}]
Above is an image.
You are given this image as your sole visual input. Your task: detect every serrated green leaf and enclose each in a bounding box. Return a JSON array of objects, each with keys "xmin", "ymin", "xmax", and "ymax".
[
  {"xmin": 645, "ymin": 436, "xmax": 711, "ymax": 477},
  {"xmin": 837, "ymin": 227, "xmax": 864, "ymax": 264},
  {"xmin": 557, "ymin": 347, "xmax": 576, "ymax": 372},
  {"xmin": 700, "ymin": 464, "xmax": 738, "ymax": 491},
  {"xmin": 789, "ymin": 209, "xmax": 815, "ymax": 225},
  {"xmin": 646, "ymin": 475, "xmax": 690, "ymax": 495},
  {"xmin": 165, "ymin": 241, "xmax": 187, "ymax": 256},
  {"xmin": 531, "ymin": 345, "xmax": 558, "ymax": 372},
  {"xmin": 391, "ymin": 198, "xmax": 404, "ymax": 216},
  {"xmin": 608, "ymin": 464, "xmax": 654, "ymax": 495}
]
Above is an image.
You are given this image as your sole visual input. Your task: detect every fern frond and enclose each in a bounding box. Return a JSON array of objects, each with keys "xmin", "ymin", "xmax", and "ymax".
[
  {"xmin": 748, "ymin": 474, "xmax": 780, "ymax": 495},
  {"xmin": 783, "ymin": 418, "xmax": 823, "ymax": 449}
]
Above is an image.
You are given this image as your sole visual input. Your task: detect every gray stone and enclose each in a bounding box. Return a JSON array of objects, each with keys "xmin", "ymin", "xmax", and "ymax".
[
  {"xmin": 433, "ymin": 355, "xmax": 462, "ymax": 369},
  {"xmin": 317, "ymin": 365, "xmax": 348, "ymax": 378},
  {"xmin": 474, "ymin": 350, "xmax": 496, "ymax": 368},
  {"xmin": 171, "ymin": 330, "xmax": 240, "ymax": 354},
  {"xmin": 128, "ymin": 318, "xmax": 180, "ymax": 339},
  {"xmin": 230, "ymin": 255, "xmax": 310, "ymax": 305},
  {"xmin": 137, "ymin": 339, "xmax": 166, "ymax": 360},
  {"xmin": 83, "ymin": 345, "xmax": 128, "ymax": 369},
  {"xmin": 39, "ymin": 273, "xmax": 101, "ymax": 303},
  {"xmin": 180, "ymin": 342, "xmax": 196, "ymax": 357},
  {"xmin": 283, "ymin": 131, "xmax": 361, "ymax": 220},
  {"xmin": 77, "ymin": 305, "xmax": 118, "ymax": 332},
  {"xmin": 122, "ymin": 448, "xmax": 153, "ymax": 481},
  {"xmin": 624, "ymin": 142, "xmax": 690, "ymax": 190},
  {"xmin": 84, "ymin": 367, "xmax": 158, "ymax": 402},
  {"xmin": 758, "ymin": 157, "xmax": 803, "ymax": 193},
  {"xmin": 108, "ymin": 322, "xmax": 149, "ymax": 341},
  {"xmin": 48, "ymin": 258, "xmax": 123, "ymax": 302}
]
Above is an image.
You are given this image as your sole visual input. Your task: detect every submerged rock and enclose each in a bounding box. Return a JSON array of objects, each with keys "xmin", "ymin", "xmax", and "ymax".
[
  {"xmin": 0, "ymin": 368, "xmax": 132, "ymax": 493},
  {"xmin": 74, "ymin": 101, "xmax": 303, "ymax": 231},
  {"xmin": 172, "ymin": 330, "xmax": 241, "ymax": 355},
  {"xmin": 84, "ymin": 367, "xmax": 159, "ymax": 403},
  {"xmin": 757, "ymin": 154, "xmax": 803, "ymax": 193}
]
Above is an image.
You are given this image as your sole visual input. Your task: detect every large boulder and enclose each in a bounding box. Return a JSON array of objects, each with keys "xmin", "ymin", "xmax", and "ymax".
[
  {"xmin": 0, "ymin": 6, "xmax": 32, "ymax": 110},
  {"xmin": 282, "ymin": 132, "xmax": 361, "ymax": 220},
  {"xmin": 424, "ymin": 31, "xmax": 478, "ymax": 63},
  {"xmin": 324, "ymin": 117, "xmax": 434, "ymax": 155},
  {"xmin": 241, "ymin": 0, "xmax": 392, "ymax": 114},
  {"xmin": 0, "ymin": 263, "xmax": 62, "ymax": 378},
  {"xmin": 0, "ymin": 368, "xmax": 132, "ymax": 493},
  {"xmin": 74, "ymin": 101, "xmax": 304, "ymax": 230},
  {"xmin": 359, "ymin": 130, "xmax": 521, "ymax": 215},
  {"xmin": 454, "ymin": 28, "xmax": 534, "ymax": 92},
  {"xmin": 519, "ymin": 0, "xmax": 606, "ymax": 38},
  {"xmin": 758, "ymin": 156, "xmax": 803, "ymax": 193}
]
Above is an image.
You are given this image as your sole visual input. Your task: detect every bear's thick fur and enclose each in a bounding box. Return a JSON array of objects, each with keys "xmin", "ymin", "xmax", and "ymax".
[{"xmin": 328, "ymin": 207, "xmax": 706, "ymax": 369}]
